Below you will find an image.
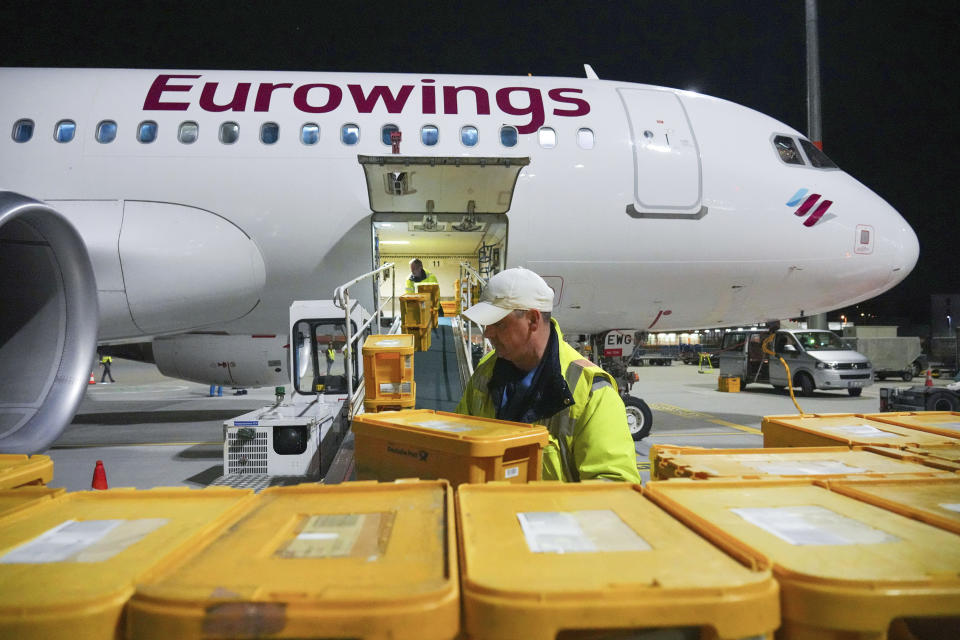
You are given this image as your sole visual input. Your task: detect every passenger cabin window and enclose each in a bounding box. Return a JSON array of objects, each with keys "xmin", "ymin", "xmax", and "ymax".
[
  {"xmin": 261, "ymin": 122, "xmax": 279, "ymax": 144},
  {"xmin": 178, "ymin": 121, "xmax": 199, "ymax": 144},
  {"xmin": 95, "ymin": 120, "xmax": 117, "ymax": 144},
  {"xmin": 500, "ymin": 125, "xmax": 518, "ymax": 147},
  {"xmin": 301, "ymin": 123, "xmax": 319, "ymax": 145},
  {"xmin": 421, "ymin": 125, "xmax": 439, "ymax": 146},
  {"xmin": 12, "ymin": 119, "xmax": 34, "ymax": 142},
  {"xmin": 538, "ymin": 127, "xmax": 557, "ymax": 148},
  {"xmin": 219, "ymin": 122, "xmax": 239, "ymax": 144},
  {"xmin": 137, "ymin": 121, "xmax": 158, "ymax": 143},
  {"xmin": 381, "ymin": 124, "xmax": 399, "ymax": 146},
  {"xmin": 461, "ymin": 125, "xmax": 478, "ymax": 147},
  {"xmin": 799, "ymin": 139, "xmax": 838, "ymax": 169},
  {"xmin": 54, "ymin": 120, "xmax": 76, "ymax": 143},
  {"xmin": 577, "ymin": 127, "xmax": 595, "ymax": 149},
  {"xmin": 773, "ymin": 135, "xmax": 804, "ymax": 165},
  {"xmin": 341, "ymin": 123, "xmax": 359, "ymax": 145}
]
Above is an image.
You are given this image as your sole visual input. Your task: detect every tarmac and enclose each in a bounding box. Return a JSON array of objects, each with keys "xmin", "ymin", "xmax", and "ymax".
[{"xmin": 45, "ymin": 358, "xmax": 954, "ymax": 490}]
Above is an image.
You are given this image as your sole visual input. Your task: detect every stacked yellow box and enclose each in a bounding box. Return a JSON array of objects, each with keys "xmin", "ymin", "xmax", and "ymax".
[
  {"xmin": 823, "ymin": 476, "xmax": 960, "ymax": 535},
  {"xmin": 415, "ymin": 282, "xmax": 440, "ymax": 329},
  {"xmin": 399, "ymin": 293, "xmax": 432, "ymax": 351},
  {"xmin": 718, "ymin": 375, "xmax": 740, "ymax": 392},
  {"xmin": 362, "ymin": 334, "xmax": 416, "ymax": 413},
  {"xmin": 761, "ymin": 413, "xmax": 960, "ymax": 449},
  {"xmin": 352, "ymin": 409, "xmax": 548, "ymax": 486},
  {"xmin": 126, "ymin": 481, "xmax": 459, "ymax": 640},
  {"xmin": 0, "ymin": 454, "xmax": 53, "ymax": 488}
]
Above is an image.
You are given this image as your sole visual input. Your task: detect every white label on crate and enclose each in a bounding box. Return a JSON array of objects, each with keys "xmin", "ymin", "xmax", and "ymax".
[
  {"xmin": 939, "ymin": 503, "xmax": 960, "ymax": 513},
  {"xmin": 379, "ymin": 382, "xmax": 412, "ymax": 394},
  {"xmin": 517, "ymin": 510, "xmax": 651, "ymax": 554},
  {"xmin": 0, "ymin": 518, "xmax": 168, "ymax": 564},
  {"xmin": 277, "ymin": 512, "xmax": 396, "ymax": 559},
  {"xmin": 823, "ymin": 425, "xmax": 898, "ymax": 438},
  {"xmin": 413, "ymin": 420, "xmax": 472, "ymax": 433},
  {"xmin": 504, "ymin": 466, "xmax": 520, "ymax": 479},
  {"xmin": 375, "ymin": 339, "xmax": 402, "ymax": 347},
  {"xmin": 730, "ymin": 506, "xmax": 899, "ymax": 546},
  {"xmin": 742, "ymin": 460, "xmax": 868, "ymax": 476},
  {"xmin": 934, "ymin": 422, "xmax": 960, "ymax": 431}
]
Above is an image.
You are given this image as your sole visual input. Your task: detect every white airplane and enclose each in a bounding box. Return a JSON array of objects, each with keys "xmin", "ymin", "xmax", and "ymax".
[{"xmin": 0, "ymin": 67, "xmax": 918, "ymax": 452}]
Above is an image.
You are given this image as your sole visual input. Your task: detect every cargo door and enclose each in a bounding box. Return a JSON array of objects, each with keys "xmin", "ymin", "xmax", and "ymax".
[{"xmin": 617, "ymin": 88, "xmax": 705, "ymax": 218}]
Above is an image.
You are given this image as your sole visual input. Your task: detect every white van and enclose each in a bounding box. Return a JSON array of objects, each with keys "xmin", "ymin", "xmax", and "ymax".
[{"xmin": 718, "ymin": 329, "xmax": 873, "ymax": 397}]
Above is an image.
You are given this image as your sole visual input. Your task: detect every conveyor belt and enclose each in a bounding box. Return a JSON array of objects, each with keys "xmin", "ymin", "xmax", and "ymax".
[{"xmin": 414, "ymin": 318, "xmax": 463, "ymax": 412}]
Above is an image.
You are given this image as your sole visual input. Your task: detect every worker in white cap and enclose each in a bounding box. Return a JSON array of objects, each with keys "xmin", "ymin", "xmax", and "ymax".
[{"xmin": 456, "ymin": 267, "xmax": 641, "ymax": 482}]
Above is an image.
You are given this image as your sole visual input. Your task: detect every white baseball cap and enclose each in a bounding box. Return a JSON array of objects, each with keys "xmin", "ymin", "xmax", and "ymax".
[{"xmin": 462, "ymin": 267, "xmax": 554, "ymax": 325}]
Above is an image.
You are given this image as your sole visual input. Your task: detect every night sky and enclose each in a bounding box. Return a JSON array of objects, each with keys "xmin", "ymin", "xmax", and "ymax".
[{"xmin": 1, "ymin": 1, "xmax": 955, "ymax": 327}]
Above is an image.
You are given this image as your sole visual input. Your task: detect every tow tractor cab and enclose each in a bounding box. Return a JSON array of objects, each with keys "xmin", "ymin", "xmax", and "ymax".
[
  {"xmin": 719, "ymin": 328, "xmax": 873, "ymax": 397},
  {"xmin": 220, "ymin": 301, "xmax": 370, "ymax": 484}
]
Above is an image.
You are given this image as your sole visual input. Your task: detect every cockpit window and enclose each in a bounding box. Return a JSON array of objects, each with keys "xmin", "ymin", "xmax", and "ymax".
[
  {"xmin": 799, "ymin": 139, "xmax": 838, "ymax": 169},
  {"xmin": 773, "ymin": 135, "xmax": 804, "ymax": 165}
]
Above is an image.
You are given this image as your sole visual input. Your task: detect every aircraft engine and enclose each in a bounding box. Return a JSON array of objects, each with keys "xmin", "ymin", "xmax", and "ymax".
[
  {"xmin": 152, "ymin": 334, "xmax": 288, "ymax": 388},
  {"xmin": 0, "ymin": 192, "xmax": 99, "ymax": 454}
]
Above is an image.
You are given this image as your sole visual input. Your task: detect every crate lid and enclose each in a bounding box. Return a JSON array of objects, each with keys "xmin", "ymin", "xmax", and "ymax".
[
  {"xmin": 0, "ymin": 454, "xmax": 53, "ymax": 489},
  {"xmin": 457, "ymin": 482, "xmax": 778, "ymax": 639},
  {"xmin": 646, "ymin": 478, "xmax": 960, "ymax": 584},
  {"xmin": 654, "ymin": 445, "xmax": 953, "ymax": 480},
  {"xmin": 861, "ymin": 411, "xmax": 960, "ymax": 439},
  {"xmin": 128, "ymin": 481, "xmax": 458, "ymax": 637},
  {"xmin": 867, "ymin": 444, "xmax": 960, "ymax": 472},
  {"xmin": 363, "ymin": 334, "xmax": 415, "ymax": 354},
  {"xmin": 824, "ymin": 477, "xmax": 960, "ymax": 535},
  {"xmin": 763, "ymin": 414, "xmax": 960, "ymax": 447},
  {"xmin": 0, "ymin": 486, "xmax": 64, "ymax": 521},
  {"xmin": 0, "ymin": 488, "xmax": 255, "ymax": 631},
  {"xmin": 352, "ymin": 410, "xmax": 549, "ymax": 456}
]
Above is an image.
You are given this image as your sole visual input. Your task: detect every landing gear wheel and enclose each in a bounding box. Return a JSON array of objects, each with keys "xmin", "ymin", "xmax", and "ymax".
[
  {"xmin": 624, "ymin": 396, "xmax": 653, "ymax": 441},
  {"xmin": 848, "ymin": 387, "xmax": 863, "ymax": 397},
  {"xmin": 797, "ymin": 373, "xmax": 815, "ymax": 397}
]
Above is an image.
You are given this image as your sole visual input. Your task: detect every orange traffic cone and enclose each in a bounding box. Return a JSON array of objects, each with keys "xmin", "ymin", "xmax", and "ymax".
[
  {"xmin": 91, "ymin": 460, "xmax": 108, "ymax": 490},
  {"xmin": 88, "ymin": 373, "xmax": 96, "ymax": 384},
  {"xmin": 925, "ymin": 369, "xmax": 934, "ymax": 387}
]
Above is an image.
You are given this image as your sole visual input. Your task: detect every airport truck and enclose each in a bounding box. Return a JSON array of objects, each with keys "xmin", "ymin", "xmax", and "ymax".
[
  {"xmin": 216, "ymin": 300, "xmax": 371, "ymax": 488},
  {"xmin": 840, "ymin": 326, "xmax": 926, "ymax": 382},
  {"xmin": 719, "ymin": 328, "xmax": 873, "ymax": 397},
  {"xmin": 880, "ymin": 385, "xmax": 960, "ymax": 411}
]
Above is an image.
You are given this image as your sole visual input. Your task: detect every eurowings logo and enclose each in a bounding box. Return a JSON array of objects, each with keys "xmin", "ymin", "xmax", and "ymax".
[{"xmin": 787, "ymin": 189, "xmax": 834, "ymax": 227}]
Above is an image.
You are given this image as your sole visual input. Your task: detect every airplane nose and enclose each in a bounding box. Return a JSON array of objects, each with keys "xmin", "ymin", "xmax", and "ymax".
[{"xmin": 883, "ymin": 204, "xmax": 919, "ymax": 287}]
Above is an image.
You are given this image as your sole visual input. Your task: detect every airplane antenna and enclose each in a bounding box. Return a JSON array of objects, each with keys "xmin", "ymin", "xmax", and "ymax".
[{"xmin": 583, "ymin": 64, "xmax": 599, "ymax": 80}]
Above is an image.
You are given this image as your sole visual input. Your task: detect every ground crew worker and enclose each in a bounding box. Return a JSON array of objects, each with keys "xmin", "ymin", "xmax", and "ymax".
[
  {"xmin": 99, "ymin": 353, "xmax": 115, "ymax": 384},
  {"xmin": 455, "ymin": 267, "xmax": 641, "ymax": 482},
  {"xmin": 405, "ymin": 258, "xmax": 438, "ymax": 294},
  {"xmin": 325, "ymin": 343, "xmax": 336, "ymax": 376}
]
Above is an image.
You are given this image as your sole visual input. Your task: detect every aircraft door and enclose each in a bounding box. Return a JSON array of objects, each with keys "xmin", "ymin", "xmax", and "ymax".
[{"xmin": 617, "ymin": 88, "xmax": 704, "ymax": 218}]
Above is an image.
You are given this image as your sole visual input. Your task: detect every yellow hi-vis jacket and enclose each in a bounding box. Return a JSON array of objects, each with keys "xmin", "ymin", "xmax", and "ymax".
[
  {"xmin": 455, "ymin": 320, "xmax": 641, "ymax": 483},
  {"xmin": 405, "ymin": 270, "xmax": 438, "ymax": 294}
]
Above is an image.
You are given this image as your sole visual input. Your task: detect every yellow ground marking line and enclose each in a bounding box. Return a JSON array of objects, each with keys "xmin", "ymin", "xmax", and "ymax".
[
  {"xmin": 648, "ymin": 402, "xmax": 762, "ymax": 434},
  {"xmin": 51, "ymin": 441, "xmax": 220, "ymax": 449}
]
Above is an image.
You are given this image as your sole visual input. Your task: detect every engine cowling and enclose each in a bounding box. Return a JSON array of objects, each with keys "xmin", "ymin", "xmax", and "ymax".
[
  {"xmin": 0, "ymin": 192, "xmax": 99, "ymax": 453},
  {"xmin": 152, "ymin": 334, "xmax": 288, "ymax": 387}
]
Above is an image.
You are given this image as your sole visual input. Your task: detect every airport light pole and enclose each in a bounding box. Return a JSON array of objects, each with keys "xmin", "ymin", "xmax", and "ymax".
[{"xmin": 806, "ymin": 0, "xmax": 828, "ymax": 330}]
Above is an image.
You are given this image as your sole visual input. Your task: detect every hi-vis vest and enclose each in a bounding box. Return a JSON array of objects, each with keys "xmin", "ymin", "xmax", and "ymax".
[
  {"xmin": 455, "ymin": 321, "xmax": 641, "ymax": 483},
  {"xmin": 405, "ymin": 270, "xmax": 438, "ymax": 294}
]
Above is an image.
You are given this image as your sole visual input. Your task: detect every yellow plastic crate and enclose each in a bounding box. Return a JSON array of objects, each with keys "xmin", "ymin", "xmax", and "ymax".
[
  {"xmin": 860, "ymin": 411, "xmax": 960, "ymax": 440},
  {"xmin": 718, "ymin": 375, "xmax": 740, "ymax": 392},
  {"xmin": 762, "ymin": 413, "xmax": 960, "ymax": 449},
  {"xmin": 399, "ymin": 293, "xmax": 431, "ymax": 329},
  {"xmin": 127, "ymin": 481, "xmax": 459, "ymax": 640},
  {"xmin": 457, "ymin": 482, "xmax": 779, "ymax": 640},
  {"xmin": 823, "ymin": 476, "xmax": 960, "ymax": 536},
  {"xmin": 362, "ymin": 334, "xmax": 415, "ymax": 401},
  {"xmin": 645, "ymin": 479, "xmax": 960, "ymax": 639},
  {"xmin": 0, "ymin": 454, "xmax": 53, "ymax": 488},
  {"xmin": 0, "ymin": 486, "xmax": 64, "ymax": 521},
  {"xmin": 352, "ymin": 409, "xmax": 549, "ymax": 486},
  {"xmin": 650, "ymin": 445, "xmax": 956, "ymax": 481},
  {"xmin": 415, "ymin": 282, "xmax": 440, "ymax": 310},
  {"xmin": 414, "ymin": 326, "xmax": 432, "ymax": 352},
  {"xmin": 0, "ymin": 487, "xmax": 255, "ymax": 640},
  {"xmin": 895, "ymin": 443, "xmax": 960, "ymax": 472}
]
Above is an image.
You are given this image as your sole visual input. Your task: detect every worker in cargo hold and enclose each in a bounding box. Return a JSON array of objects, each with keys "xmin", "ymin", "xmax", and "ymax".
[
  {"xmin": 456, "ymin": 267, "xmax": 641, "ymax": 482},
  {"xmin": 405, "ymin": 257, "xmax": 439, "ymax": 294}
]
